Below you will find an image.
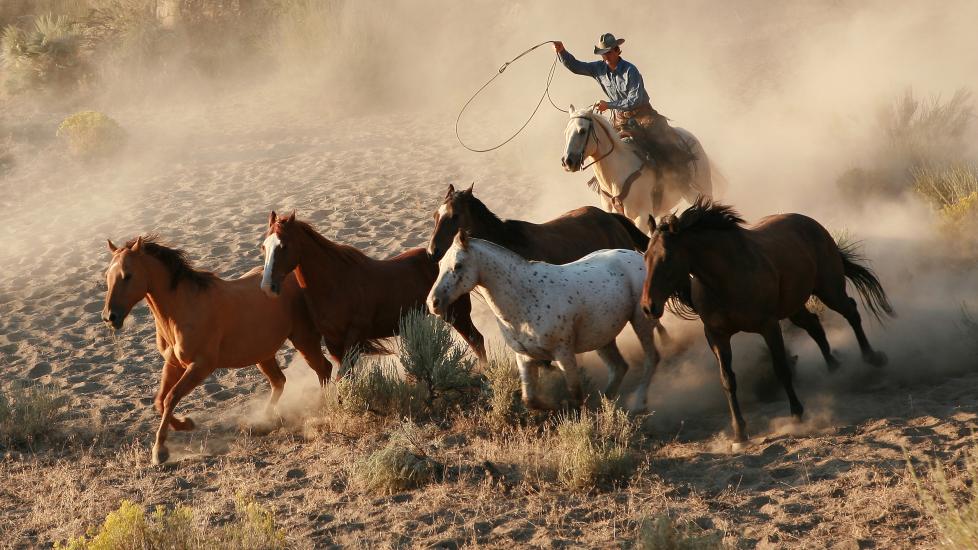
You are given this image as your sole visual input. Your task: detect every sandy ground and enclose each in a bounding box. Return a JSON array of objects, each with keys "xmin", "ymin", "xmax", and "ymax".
[{"xmin": 0, "ymin": 93, "xmax": 976, "ymax": 548}]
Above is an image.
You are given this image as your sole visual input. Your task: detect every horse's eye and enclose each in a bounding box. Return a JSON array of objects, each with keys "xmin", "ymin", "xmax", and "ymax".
[
  {"xmin": 578, "ymin": 128, "xmax": 586, "ymax": 135},
  {"xmin": 453, "ymin": 262, "xmax": 463, "ymax": 271}
]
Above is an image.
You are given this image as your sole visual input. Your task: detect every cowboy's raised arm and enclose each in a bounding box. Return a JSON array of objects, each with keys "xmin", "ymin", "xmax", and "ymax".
[
  {"xmin": 554, "ymin": 42, "xmax": 603, "ymax": 77},
  {"xmin": 605, "ymin": 64, "xmax": 649, "ymax": 111}
]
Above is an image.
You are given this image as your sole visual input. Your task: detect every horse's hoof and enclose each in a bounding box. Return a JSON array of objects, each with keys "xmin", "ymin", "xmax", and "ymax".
[
  {"xmin": 152, "ymin": 445, "xmax": 170, "ymax": 465},
  {"xmin": 866, "ymin": 351, "xmax": 888, "ymax": 367},
  {"xmin": 522, "ymin": 396, "xmax": 545, "ymax": 411},
  {"xmin": 826, "ymin": 356, "xmax": 842, "ymax": 373}
]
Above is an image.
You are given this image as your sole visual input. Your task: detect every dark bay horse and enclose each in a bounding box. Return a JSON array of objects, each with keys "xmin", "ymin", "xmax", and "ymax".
[
  {"xmin": 260, "ymin": 211, "xmax": 486, "ymax": 364},
  {"xmin": 427, "ymin": 183, "xmax": 649, "ymax": 263},
  {"xmin": 640, "ymin": 199, "xmax": 894, "ymax": 444},
  {"xmin": 101, "ymin": 236, "xmax": 330, "ymax": 464}
]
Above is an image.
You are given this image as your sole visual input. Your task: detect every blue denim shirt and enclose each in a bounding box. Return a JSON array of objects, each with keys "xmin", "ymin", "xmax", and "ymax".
[{"xmin": 558, "ymin": 50, "xmax": 650, "ymax": 111}]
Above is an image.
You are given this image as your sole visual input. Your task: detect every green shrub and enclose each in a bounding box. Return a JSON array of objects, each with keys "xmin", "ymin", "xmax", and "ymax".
[
  {"xmin": 910, "ymin": 443, "xmax": 978, "ymax": 548},
  {"xmin": 397, "ymin": 308, "xmax": 478, "ymax": 411},
  {"xmin": 57, "ymin": 110, "xmax": 126, "ymax": 158},
  {"xmin": 1, "ymin": 14, "xmax": 86, "ymax": 94},
  {"xmin": 59, "ymin": 496, "xmax": 287, "ymax": 549},
  {"xmin": 554, "ymin": 398, "xmax": 637, "ymax": 490},
  {"xmin": 351, "ymin": 419, "xmax": 442, "ymax": 495},
  {"xmin": 636, "ymin": 515, "xmax": 725, "ymax": 550},
  {"xmin": 0, "ymin": 381, "xmax": 70, "ymax": 447}
]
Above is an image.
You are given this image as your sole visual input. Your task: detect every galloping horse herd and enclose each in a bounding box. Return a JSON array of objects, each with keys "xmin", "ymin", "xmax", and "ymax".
[{"xmin": 101, "ymin": 106, "xmax": 893, "ymax": 465}]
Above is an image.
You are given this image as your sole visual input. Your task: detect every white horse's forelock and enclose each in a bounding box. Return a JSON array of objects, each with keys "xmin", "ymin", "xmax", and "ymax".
[{"xmin": 260, "ymin": 233, "xmax": 281, "ymax": 293}]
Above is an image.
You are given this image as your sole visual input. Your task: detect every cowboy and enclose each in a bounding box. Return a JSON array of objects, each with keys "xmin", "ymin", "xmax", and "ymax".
[{"xmin": 554, "ymin": 33, "xmax": 694, "ymax": 180}]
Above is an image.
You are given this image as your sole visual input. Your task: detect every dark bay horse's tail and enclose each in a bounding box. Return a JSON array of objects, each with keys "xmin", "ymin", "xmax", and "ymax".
[
  {"xmin": 839, "ymin": 243, "xmax": 895, "ymax": 323},
  {"xmin": 611, "ymin": 213, "xmax": 650, "ymax": 252}
]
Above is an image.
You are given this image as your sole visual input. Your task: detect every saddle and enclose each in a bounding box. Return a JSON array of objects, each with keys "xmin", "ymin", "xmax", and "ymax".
[{"xmin": 620, "ymin": 116, "xmax": 696, "ymax": 184}]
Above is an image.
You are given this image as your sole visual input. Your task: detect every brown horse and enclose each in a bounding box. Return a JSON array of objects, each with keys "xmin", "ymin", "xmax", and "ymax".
[
  {"xmin": 260, "ymin": 211, "xmax": 486, "ymax": 364},
  {"xmin": 640, "ymin": 199, "xmax": 893, "ymax": 444},
  {"xmin": 427, "ymin": 183, "xmax": 649, "ymax": 262},
  {"xmin": 101, "ymin": 236, "xmax": 331, "ymax": 464}
]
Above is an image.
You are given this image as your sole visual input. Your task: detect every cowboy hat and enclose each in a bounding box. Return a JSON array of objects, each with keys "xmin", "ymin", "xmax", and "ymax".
[{"xmin": 594, "ymin": 33, "xmax": 625, "ymax": 55}]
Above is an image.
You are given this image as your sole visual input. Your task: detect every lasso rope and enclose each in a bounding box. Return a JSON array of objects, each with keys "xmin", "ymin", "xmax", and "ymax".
[{"xmin": 455, "ymin": 40, "xmax": 569, "ymax": 153}]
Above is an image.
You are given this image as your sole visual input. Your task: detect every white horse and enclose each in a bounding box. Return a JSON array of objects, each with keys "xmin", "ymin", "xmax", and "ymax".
[
  {"xmin": 561, "ymin": 105, "xmax": 723, "ymax": 233},
  {"xmin": 426, "ymin": 232, "xmax": 659, "ymax": 411}
]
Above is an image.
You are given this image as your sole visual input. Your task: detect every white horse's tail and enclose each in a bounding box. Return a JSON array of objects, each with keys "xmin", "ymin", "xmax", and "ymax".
[{"xmin": 708, "ymin": 161, "xmax": 730, "ymax": 200}]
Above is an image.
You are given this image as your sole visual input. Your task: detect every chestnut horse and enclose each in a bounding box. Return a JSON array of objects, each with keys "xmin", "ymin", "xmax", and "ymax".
[
  {"xmin": 641, "ymin": 199, "xmax": 893, "ymax": 444},
  {"xmin": 101, "ymin": 236, "xmax": 330, "ymax": 465},
  {"xmin": 260, "ymin": 211, "xmax": 486, "ymax": 364},
  {"xmin": 427, "ymin": 183, "xmax": 649, "ymax": 262}
]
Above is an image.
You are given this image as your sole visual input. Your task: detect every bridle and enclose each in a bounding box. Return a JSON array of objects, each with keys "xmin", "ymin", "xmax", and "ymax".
[{"xmin": 568, "ymin": 111, "xmax": 616, "ymax": 170}]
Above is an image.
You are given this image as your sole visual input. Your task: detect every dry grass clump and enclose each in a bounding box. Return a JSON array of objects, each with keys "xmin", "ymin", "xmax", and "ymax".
[
  {"xmin": 554, "ymin": 398, "xmax": 638, "ymax": 491},
  {"xmin": 334, "ymin": 352, "xmax": 421, "ymax": 418},
  {"xmin": 57, "ymin": 110, "xmax": 126, "ymax": 158},
  {"xmin": 481, "ymin": 349, "xmax": 524, "ymax": 429},
  {"xmin": 910, "ymin": 442, "xmax": 978, "ymax": 548},
  {"xmin": 636, "ymin": 515, "xmax": 725, "ymax": 550},
  {"xmin": 350, "ymin": 419, "xmax": 442, "ymax": 495},
  {"xmin": 912, "ymin": 164, "xmax": 978, "ymax": 257},
  {"xmin": 57, "ymin": 496, "xmax": 287, "ymax": 550},
  {"xmin": 0, "ymin": 381, "xmax": 71, "ymax": 447},
  {"xmin": 1, "ymin": 13, "xmax": 86, "ymax": 95}
]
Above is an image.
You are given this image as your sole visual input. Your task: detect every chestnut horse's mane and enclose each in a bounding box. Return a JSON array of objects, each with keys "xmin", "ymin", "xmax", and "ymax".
[
  {"xmin": 289, "ymin": 220, "xmax": 371, "ymax": 265},
  {"xmin": 126, "ymin": 235, "xmax": 216, "ymax": 290}
]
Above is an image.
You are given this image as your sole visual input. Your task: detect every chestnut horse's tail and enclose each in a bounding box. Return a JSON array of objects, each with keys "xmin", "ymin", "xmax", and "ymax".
[
  {"xmin": 358, "ymin": 338, "xmax": 394, "ymax": 356},
  {"xmin": 610, "ymin": 213, "xmax": 650, "ymax": 252},
  {"xmin": 839, "ymin": 243, "xmax": 895, "ymax": 324}
]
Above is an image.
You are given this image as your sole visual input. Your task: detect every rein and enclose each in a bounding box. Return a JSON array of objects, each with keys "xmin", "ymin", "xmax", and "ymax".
[{"xmin": 455, "ymin": 40, "xmax": 568, "ymax": 153}]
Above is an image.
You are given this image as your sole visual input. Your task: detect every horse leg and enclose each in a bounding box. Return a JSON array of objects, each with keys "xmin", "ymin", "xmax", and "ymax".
[
  {"xmin": 152, "ymin": 359, "xmax": 214, "ymax": 465},
  {"xmin": 516, "ymin": 355, "xmax": 547, "ymax": 410},
  {"xmin": 705, "ymin": 328, "xmax": 747, "ymax": 443},
  {"xmin": 629, "ymin": 309, "xmax": 661, "ymax": 412},
  {"xmin": 553, "ymin": 349, "xmax": 586, "ymax": 409},
  {"xmin": 255, "ymin": 358, "xmax": 286, "ymax": 419},
  {"xmin": 789, "ymin": 308, "xmax": 840, "ymax": 372},
  {"xmin": 289, "ymin": 326, "xmax": 332, "ymax": 385},
  {"xmin": 816, "ymin": 288, "xmax": 887, "ymax": 367},
  {"xmin": 594, "ymin": 342, "xmax": 629, "ymax": 400},
  {"xmin": 760, "ymin": 322, "xmax": 805, "ymax": 422},
  {"xmin": 446, "ymin": 295, "xmax": 487, "ymax": 361},
  {"xmin": 156, "ymin": 361, "xmax": 195, "ymax": 431}
]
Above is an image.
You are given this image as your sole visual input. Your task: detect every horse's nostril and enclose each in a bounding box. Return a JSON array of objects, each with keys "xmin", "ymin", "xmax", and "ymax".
[{"xmin": 641, "ymin": 304, "xmax": 652, "ymax": 317}]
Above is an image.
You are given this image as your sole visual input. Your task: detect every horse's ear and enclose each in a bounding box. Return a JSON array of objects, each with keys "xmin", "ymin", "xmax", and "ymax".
[
  {"xmin": 445, "ymin": 184, "xmax": 455, "ymax": 199},
  {"xmin": 667, "ymin": 216, "xmax": 677, "ymax": 234},
  {"xmin": 268, "ymin": 211, "xmax": 277, "ymax": 226},
  {"xmin": 131, "ymin": 236, "xmax": 144, "ymax": 252},
  {"xmin": 569, "ymin": 104, "xmax": 575, "ymax": 115},
  {"xmin": 455, "ymin": 229, "xmax": 469, "ymax": 250},
  {"xmin": 107, "ymin": 239, "xmax": 118, "ymax": 253},
  {"xmin": 465, "ymin": 181, "xmax": 474, "ymax": 194},
  {"xmin": 648, "ymin": 215, "xmax": 656, "ymax": 231},
  {"xmin": 286, "ymin": 210, "xmax": 296, "ymax": 223}
]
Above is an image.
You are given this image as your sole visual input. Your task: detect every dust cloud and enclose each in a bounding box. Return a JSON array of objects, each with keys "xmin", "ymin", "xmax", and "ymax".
[{"xmin": 2, "ymin": 1, "xmax": 976, "ymax": 439}]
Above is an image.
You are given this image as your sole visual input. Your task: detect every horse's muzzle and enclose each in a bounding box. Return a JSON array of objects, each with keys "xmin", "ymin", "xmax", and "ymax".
[
  {"xmin": 562, "ymin": 154, "xmax": 581, "ymax": 172},
  {"xmin": 641, "ymin": 300, "xmax": 662, "ymax": 320},
  {"xmin": 427, "ymin": 295, "xmax": 446, "ymax": 318},
  {"xmin": 102, "ymin": 309, "xmax": 124, "ymax": 330},
  {"xmin": 261, "ymin": 281, "xmax": 281, "ymax": 297}
]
